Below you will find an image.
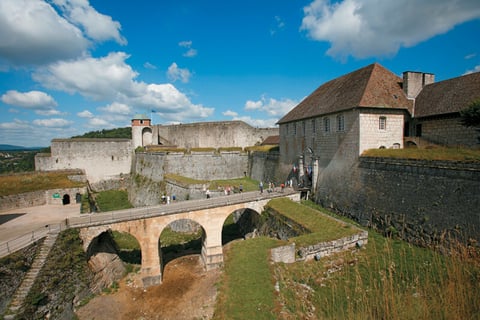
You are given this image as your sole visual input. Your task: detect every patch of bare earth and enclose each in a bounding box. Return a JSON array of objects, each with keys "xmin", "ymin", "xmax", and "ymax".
[{"xmin": 76, "ymin": 254, "xmax": 220, "ymax": 320}]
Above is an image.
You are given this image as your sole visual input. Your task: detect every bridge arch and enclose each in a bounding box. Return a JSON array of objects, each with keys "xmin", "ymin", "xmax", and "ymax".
[
  {"xmin": 222, "ymin": 208, "xmax": 262, "ymax": 245},
  {"xmin": 160, "ymin": 218, "xmax": 206, "ymax": 268}
]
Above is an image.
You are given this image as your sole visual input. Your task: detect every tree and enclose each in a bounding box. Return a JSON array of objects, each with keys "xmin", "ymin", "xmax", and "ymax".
[
  {"xmin": 460, "ymin": 99, "xmax": 480, "ymax": 143},
  {"xmin": 460, "ymin": 99, "xmax": 480, "ymax": 127}
]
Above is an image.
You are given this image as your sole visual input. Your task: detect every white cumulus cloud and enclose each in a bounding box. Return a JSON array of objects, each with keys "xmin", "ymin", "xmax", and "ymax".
[
  {"xmin": 0, "ymin": 0, "xmax": 125, "ymax": 66},
  {"xmin": 52, "ymin": 0, "xmax": 126, "ymax": 45},
  {"xmin": 223, "ymin": 110, "xmax": 238, "ymax": 117},
  {"xmin": 179, "ymin": 40, "xmax": 198, "ymax": 57},
  {"xmin": 167, "ymin": 62, "xmax": 192, "ymax": 83},
  {"xmin": 301, "ymin": 0, "xmax": 480, "ymax": 59},
  {"xmin": 464, "ymin": 65, "xmax": 480, "ymax": 75},
  {"xmin": 98, "ymin": 102, "xmax": 132, "ymax": 115},
  {"xmin": 33, "ymin": 52, "xmax": 139, "ymax": 100},
  {"xmin": 33, "ymin": 118, "xmax": 73, "ymax": 128},
  {"xmin": 1, "ymin": 90, "xmax": 58, "ymax": 109},
  {"xmin": 244, "ymin": 96, "xmax": 298, "ymax": 116},
  {"xmin": 32, "ymin": 52, "xmax": 213, "ymax": 122},
  {"xmin": 77, "ymin": 110, "xmax": 94, "ymax": 118},
  {"xmin": 0, "ymin": 0, "xmax": 88, "ymax": 65}
]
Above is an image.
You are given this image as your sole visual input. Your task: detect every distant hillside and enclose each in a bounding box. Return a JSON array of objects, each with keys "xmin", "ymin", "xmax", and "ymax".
[
  {"xmin": 71, "ymin": 127, "xmax": 131, "ymax": 139},
  {"xmin": 0, "ymin": 144, "xmax": 44, "ymax": 151}
]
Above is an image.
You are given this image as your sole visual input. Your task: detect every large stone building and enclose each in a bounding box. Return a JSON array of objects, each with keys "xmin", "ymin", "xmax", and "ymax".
[{"xmin": 277, "ymin": 63, "xmax": 480, "ymax": 174}]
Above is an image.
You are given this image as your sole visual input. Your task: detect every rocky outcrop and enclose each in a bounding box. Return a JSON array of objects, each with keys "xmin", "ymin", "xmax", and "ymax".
[
  {"xmin": 85, "ymin": 231, "xmax": 126, "ymax": 293},
  {"xmin": 88, "ymin": 252, "xmax": 126, "ymax": 293}
]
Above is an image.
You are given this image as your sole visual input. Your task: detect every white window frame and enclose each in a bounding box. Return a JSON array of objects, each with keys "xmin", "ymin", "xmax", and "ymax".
[{"xmin": 379, "ymin": 116, "xmax": 387, "ymax": 130}]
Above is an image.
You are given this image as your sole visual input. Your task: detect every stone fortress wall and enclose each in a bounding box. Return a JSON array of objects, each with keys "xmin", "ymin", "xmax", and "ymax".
[
  {"xmin": 151, "ymin": 121, "xmax": 279, "ymax": 149},
  {"xmin": 35, "ymin": 138, "xmax": 133, "ymax": 183},
  {"xmin": 315, "ymin": 156, "xmax": 480, "ymax": 245}
]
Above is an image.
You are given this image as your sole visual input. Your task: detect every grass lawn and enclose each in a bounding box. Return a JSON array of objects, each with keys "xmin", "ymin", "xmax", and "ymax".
[
  {"xmin": 95, "ymin": 190, "xmax": 133, "ymax": 211},
  {"xmin": 213, "ymin": 237, "xmax": 281, "ymax": 320},
  {"xmin": 275, "ymin": 228, "xmax": 480, "ymax": 319},
  {"xmin": 267, "ymin": 198, "xmax": 359, "ymax": 246},
  {"xmin": 214, "ymin": 200, "xmax": 480, "ymax": 319},
  {"xmin": 0, "ymin": 171, "xmax": 85, "ymax": 197}
]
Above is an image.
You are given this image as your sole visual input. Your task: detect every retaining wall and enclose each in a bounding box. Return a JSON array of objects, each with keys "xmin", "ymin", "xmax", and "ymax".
[{"xmin": 315, "ymin": 157, "xmax": 480, "ymax": 245}]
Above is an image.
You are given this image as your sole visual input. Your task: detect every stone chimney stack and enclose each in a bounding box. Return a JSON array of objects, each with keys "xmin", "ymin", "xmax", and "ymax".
[{"xmin": 403, "ymin": 71, "xmax": 435, "ymax": 99}]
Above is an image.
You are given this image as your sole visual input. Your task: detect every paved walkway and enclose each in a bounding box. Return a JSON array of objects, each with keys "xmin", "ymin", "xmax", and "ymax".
[{"xmin": 0, "ymin": 204, "xmax": 82, "ymax": 243}]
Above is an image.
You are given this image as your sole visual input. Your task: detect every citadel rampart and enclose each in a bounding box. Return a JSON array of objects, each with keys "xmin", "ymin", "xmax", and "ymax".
[
  {"xmin": 151, "ymin": 121, "xmax": 279, "ymax": 148},
  {"xmin": 129, "ymin": 150, "xmax": 283, "ymax": 206},
  {"xmin": 35, "ymin": 139, "xmax": 132, "ymax": 184},
  {"xmin": 316, "ymin": 157, "xmax": 480, "ymax": 245}
]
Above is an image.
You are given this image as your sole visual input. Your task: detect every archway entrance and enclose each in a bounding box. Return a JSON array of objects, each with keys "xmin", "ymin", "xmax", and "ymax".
[{"xmin": 62, "ymin": 194, "xmax": 70, "ymax": 205}]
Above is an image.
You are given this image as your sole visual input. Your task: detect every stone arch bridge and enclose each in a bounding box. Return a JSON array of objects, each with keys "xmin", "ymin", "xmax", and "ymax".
[{"xmin": 67, "ymin": 190, "xmax": 300, "ymax": 287}]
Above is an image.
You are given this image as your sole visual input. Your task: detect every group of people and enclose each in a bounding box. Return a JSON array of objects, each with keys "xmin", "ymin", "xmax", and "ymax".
[
  {"xmin": 203, "ymin": 179, "xmax": 294, "ymax": 199},
  {"xmin": 205, "ymin": 183, "xmax": 244, "ymax": 199},
  {"xmin": 259, "ymin": 179, "xmax": 292, "ymax": 194},
  {"xmin": 161, "ymin": 194, "xmax": 176, "ymax": 204}
]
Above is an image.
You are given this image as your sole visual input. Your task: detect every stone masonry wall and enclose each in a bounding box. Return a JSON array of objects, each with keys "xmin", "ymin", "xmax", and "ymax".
[
  {"xmin": 35, "ymin": 139, "xmax": 133, "ymax": 183},
  {"xmin": 133, "ymin": 151, "xmax": 249, "ymax": 182},
  {"xmin": 359, "ymin": 110, "xmax": 404, "ymax": 153},
  {"xmin": 153, "ymin": 121, "xmax": 278, "ymax": 149},
  {"xmin": 417, "ymin": 116, "xmax": 479, "ymax": 147},
  {"xmin": 315, "ymin": 157, "xmax": 480, "ymax": 245},
  {"xmin": 0, "ymin": 187, "xmax": 86, "ymax": 211}
]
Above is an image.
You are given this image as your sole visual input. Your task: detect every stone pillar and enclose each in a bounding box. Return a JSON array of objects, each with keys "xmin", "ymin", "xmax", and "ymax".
[
  {"xmin": 139, "ymin": 235, "xmax": 162, "ymax": 287},
  {"xmin": 298, "ymin": 155, "xmax": 304, "ymax": 183},
  {"xmin": 312, "ymin": 157, "xmax": 319, "ymax": 193},
  {"xmin": 201, "ymin": 223, "xmax": 224, "ymax": 270}
]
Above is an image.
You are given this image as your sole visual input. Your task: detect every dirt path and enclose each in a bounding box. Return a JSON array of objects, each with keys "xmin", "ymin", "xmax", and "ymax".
[{"xmin": 76, "ymin": 254, "xmax": 220, "ymax": 320}]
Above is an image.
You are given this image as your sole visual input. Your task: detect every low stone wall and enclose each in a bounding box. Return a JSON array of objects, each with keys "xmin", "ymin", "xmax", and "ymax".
[
  {"xmin": 297, "ymin": 231, "xmax": 368, "ymax": 261},
  {"xmin": 0, "ymin": 191, "xmax": 46, "ymax": 211},
  {"xmin": 1, "ymin": 187, "xmax": 87, "ymax": 211},
  {"xmin": 271, "ymin": 231, "xmax": 368, "ymax": 263}
]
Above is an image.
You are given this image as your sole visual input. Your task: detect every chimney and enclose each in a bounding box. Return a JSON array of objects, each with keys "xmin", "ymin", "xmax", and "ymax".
[{"xmin": 403, "ymin": 71, "xmax": 435, "ymax": 99}]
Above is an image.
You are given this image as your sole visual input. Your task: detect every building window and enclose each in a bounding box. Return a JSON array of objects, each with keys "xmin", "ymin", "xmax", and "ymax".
[
  {"xmin": 293, "ymin": 123, "xmax": 297, "ymax": 135},
  {"xmin": 379, "ymin": 116, "xmax": 387, "ymax": 130},
  {"xmin": 336, "ymin": 114, "xmax": 345, "ymax": 132},
  {"xmin": 302, "ymin": 121, "xmax": 306, "ymax": 136},
  {"xmin": 140, "ymin": 120, "xmax": 144, "ymax": 124},
  {"xmin": 312, "ymin": 119, "xmax": 316, "ymax": 134},
  {"xmin": 323, "ymin": 117, "xmax": 330, "ymax": 132},
  {"xmin": 285, "ymin": 124, "xmax": 289, "ymax": 135}
]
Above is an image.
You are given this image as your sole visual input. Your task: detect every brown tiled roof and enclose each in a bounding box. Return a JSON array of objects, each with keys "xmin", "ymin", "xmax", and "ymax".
[
  {"xmin": 277, "ymin": 63, "xmax": 411, "ymax": 124},
  {"xmin": 261, "ymin": 135, "xmax": 279, "ymax": 145},
  {"xmin": 414, "ymin": 72, "xmax": 480, "ymax": 118}
]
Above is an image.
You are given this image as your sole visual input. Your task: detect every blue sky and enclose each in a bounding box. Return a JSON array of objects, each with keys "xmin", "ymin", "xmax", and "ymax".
[{"xmin": 1, "ymin": 0, "xmax": 479, "ymax": 147}]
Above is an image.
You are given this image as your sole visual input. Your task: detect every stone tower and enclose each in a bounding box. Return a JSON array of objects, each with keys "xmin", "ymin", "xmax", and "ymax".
[{"xmin": 131, "ymin": 114, "xmax": 152, "ymax": 149}]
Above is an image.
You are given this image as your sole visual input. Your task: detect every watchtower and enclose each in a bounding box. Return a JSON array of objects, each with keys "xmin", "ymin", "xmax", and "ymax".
[{"xmin": 131, "ymin": 114, "xmax": 152, "ymax": 149}]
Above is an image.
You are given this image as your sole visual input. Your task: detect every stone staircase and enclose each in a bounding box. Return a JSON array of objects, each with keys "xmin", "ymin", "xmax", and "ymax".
[{"xmin": 3, "ymin": 231, "xmax": 59, "ymax": 320}]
